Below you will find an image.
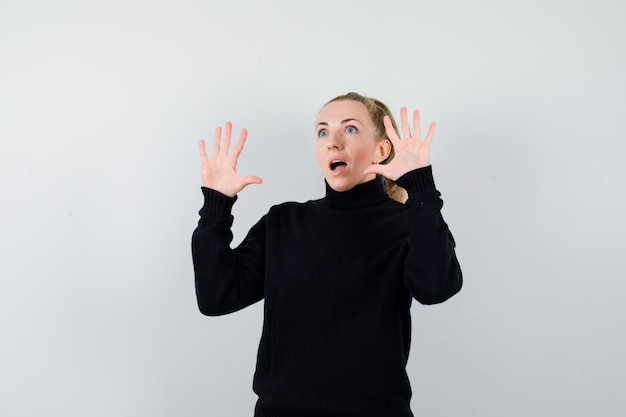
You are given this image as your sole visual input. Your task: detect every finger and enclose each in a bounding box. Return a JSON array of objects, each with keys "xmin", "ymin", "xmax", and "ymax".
[
  {"xmin": 383, "ymin": 115, "xmax": 400, "ymax": 144},
  {"xmin": 363, "ymin": 163, "xmax": 386, "ymax": 177},
  {"xmin": 413, "ymin": 110, "xmax": 421, "ymax": 142},
  {"xmin": 212, "ymin": 126, "xmax": 221, "ymax": 157},
  {"xmin": 199, "ymin": 139, "xmax": 209, "ymax": 161},
  {"xmin": 241, "ymin": 175, "xmax": 263, "ymax": 186},
  {"xmin": 400, "ymin": 107, "xmax": 411, "ymax": 139},
  {"xmin": 220, "ymin": 121, "xmax": 232, "ymax": 155},
  {"xmin": 231, "ymin": 128, "xmax": 248, "ymax": 162},
  {"xmin": 424, "ymin": 121, "xmax": 436, "ymax": 145},
  {"xmin": 228, "ymin": 175, "xmax": 263, "ymax": 195}
]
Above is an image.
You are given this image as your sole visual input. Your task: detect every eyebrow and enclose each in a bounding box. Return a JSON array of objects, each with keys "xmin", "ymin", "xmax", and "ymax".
[{"xmin": 316, "ymin": 118, "xmax": 362, "ymax": 127}]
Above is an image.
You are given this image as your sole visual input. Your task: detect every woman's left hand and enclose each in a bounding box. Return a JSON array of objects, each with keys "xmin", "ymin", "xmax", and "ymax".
[{"xmin": 364, "ymin": 107, "xmax": 435, "ymax": 181}]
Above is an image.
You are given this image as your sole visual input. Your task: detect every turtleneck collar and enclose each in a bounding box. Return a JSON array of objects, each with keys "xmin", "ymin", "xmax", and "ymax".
[{"xmin": 324, "ymin": 177, "xmax": 390, "ymax": 209}]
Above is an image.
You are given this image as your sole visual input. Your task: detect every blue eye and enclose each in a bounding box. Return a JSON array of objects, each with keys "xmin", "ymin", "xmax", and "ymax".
[
  {"xmin": 318, "ymin": 129, "xmax": 328, "ymax": 138},
  {"xmin": 346, "ymin": 126, "xmax": 357, "ymax": 134}
]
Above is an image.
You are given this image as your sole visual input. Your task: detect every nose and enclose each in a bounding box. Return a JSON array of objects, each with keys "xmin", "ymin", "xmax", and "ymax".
[{"xmin": 326, "ymin": 130, "xmax": 344, "ymax": 150}]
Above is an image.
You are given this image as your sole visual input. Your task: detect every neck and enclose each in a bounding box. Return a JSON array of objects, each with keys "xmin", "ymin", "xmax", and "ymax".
[{"xmin": 324, "ymin": 178, "xmax": 389, "ymax": 209}]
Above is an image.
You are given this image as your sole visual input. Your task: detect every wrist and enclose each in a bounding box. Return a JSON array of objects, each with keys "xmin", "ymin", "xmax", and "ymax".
[{"xmin": 395, "ymin": 165, "xmax": 436, "ymax": 192}]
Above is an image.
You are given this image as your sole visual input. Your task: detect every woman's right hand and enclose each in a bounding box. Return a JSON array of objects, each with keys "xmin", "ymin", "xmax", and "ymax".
[{"xmin": 198, "ymin": 122, "xmax": 262, "ymax": 197}]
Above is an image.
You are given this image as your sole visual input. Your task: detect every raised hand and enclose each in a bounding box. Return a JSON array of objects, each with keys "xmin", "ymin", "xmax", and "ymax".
[
  {"xmin": 364, "ymin": 107, "xmax": 435, "ymax": 181},
  {"xmin": 199, "ymin": 122, "xmax": 262, "ymax": 197}
]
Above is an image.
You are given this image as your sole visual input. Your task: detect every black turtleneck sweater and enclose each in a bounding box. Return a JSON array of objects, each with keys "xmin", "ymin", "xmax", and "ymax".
[{"xmin": 192, "ymin": 166, "xmax": 462, "ymax": 417}]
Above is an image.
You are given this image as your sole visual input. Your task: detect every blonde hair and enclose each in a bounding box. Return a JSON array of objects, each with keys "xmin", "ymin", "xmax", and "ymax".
[{"xmin": 323, "ymin": 92, "xmax": 407, "ymax": 203}]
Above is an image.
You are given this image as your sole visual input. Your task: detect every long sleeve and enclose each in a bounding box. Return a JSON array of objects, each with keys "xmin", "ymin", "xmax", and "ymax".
[
  {"xmin": 396, "ymin": 166, "xmax": 463, "ymax": 305},
  {"xmin": 191, "ymin": 187, "xmax": 265, "ymax": 316}
]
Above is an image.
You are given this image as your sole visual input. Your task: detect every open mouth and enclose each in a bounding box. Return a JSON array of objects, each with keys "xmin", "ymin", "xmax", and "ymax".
[{"xmin": 330, "ymin": 160, "xmax": 347, "ymax": 171}]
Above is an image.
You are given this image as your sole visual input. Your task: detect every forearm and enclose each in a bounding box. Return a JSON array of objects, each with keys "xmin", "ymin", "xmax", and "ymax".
[
  {"xmin": 192, "ymin": 187, "xmax": 264, "ymax": 315},
  {"xmin": 396, "ymin": 166, "xmax": 463, "ymax": 304}
]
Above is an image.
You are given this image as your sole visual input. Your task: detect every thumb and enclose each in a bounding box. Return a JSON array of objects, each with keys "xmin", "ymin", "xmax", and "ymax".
[
  {"xmin": 363, "ymin": 164, "xmax": 386, "ymax": 177},
  {"xmin": 241, "ymin": 175, "xmax": 263, "ymax": 186}
]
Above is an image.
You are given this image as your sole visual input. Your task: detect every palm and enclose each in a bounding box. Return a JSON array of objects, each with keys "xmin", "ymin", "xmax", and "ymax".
[
  {"xmin": 365, "ymin": 107, "xmax": 435, "ymax": 181},
  {"xmin": 199, "ymin": 122, "xmax": 262, "ymax": 197}
]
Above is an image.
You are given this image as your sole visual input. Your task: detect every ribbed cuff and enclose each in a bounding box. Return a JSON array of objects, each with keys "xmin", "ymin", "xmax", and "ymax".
[
  {"xmin": 395, "ymin": 165, "xmax": 436, "ymax": 193},
  {"xmin": 199, "ymin": 187, "xmax": 238, "ymax": 217}
]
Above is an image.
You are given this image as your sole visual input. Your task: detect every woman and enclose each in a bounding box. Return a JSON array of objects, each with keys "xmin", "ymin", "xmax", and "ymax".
[{"xmin": 192, "ymin": 92, "xmax": 462, "ymax": 417}]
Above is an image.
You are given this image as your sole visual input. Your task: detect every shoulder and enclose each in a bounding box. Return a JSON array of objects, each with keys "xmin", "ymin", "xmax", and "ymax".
[
  {"xmin": 265, "ymin": 198, "xmax": 324, "ymax": 219},
  {"xmin": 261, "ymin": 199, "xmax": 325, "ymax": 234}
]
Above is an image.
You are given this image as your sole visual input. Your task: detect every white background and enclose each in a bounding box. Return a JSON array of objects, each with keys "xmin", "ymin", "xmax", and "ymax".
[{"xmin": 1, "ymin": 0, "xmax": 625, "ymax": 416}]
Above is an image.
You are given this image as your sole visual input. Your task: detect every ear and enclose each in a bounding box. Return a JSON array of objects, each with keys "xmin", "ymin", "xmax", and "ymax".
[{"xmin": 375, "ymin": 139, "xmax": 392, "ymax": 163}]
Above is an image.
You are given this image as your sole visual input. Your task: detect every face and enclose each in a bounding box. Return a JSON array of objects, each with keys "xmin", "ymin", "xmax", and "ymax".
[{"xmin": 315, "ymin": 100, "xmax": 389, "ymax": 192}]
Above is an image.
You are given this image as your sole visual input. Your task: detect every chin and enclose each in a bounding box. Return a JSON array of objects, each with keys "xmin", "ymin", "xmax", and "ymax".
[{"xmin": 325, "ymin": 177, "xmax": 357, "ymax": 192}]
